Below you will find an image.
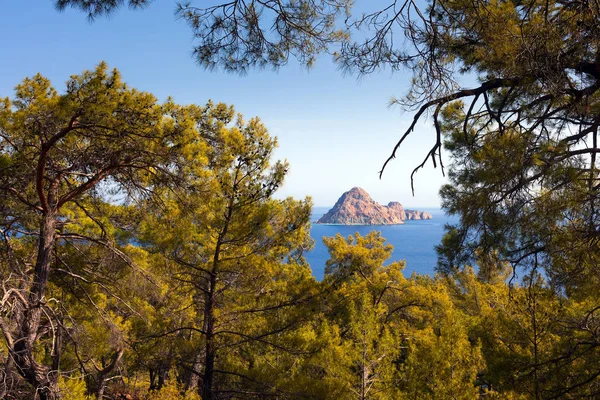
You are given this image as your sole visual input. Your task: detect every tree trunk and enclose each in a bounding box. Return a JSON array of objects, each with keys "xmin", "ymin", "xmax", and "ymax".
[
  {"xmin": 13, "ymin": 210, "xmax": 59, "ymax": 399},
  {"xmin": 199, "ymin": 173, "xmax": 236, "ymax": 400},
  {"xmin": 185, "ymin": 353, "xmax": 203, "ymax": 392},
  {"xmin": 201, "ymin": 271, "xmax": 217, "ymax": 400},
  {"xmin": 0, "ymin": 355, "xmax": 14, "ymax": 399},
  {"xmin": 200, "ymin": 216, "xmax": 232, "ymax": 399},
  {"xmin": 95, "ymin": 349, "xmax": 124, "ymax": 400},
  {"xmin": 157, "ymin": 364, "xmax": 168, "ymax": 391},
  {"xmin": 148, "ymin": 362, "xmax": 169, "ymax": 392},
  {"xmin": 149, "ymin": 368, "xmax": 157, "ymax": 391}
]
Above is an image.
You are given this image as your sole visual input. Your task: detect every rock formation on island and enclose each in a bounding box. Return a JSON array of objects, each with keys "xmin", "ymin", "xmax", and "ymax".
[{"xmin": 316, "ymin": 187, "xmax": 433, "ymax": 225}]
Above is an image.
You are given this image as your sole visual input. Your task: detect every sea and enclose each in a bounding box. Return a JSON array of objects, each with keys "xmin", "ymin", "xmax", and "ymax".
[{"xmin": 306, "ymin": 207, "xmax": 459, "ymax": 280}]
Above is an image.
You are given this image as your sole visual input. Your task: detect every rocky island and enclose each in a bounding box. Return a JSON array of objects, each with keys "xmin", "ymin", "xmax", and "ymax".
[{"xmin": 316, "ymin": 187, "xmax": 432, "ymax": 225}]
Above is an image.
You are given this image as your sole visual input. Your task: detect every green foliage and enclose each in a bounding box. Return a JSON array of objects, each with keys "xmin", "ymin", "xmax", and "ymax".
[
  {"xmin": 58, "ymin": 376, "xmax": 93, "ymax": 400},
  {"xmin": 3, "ymin": 60, "xmax": 598, "ymax": 399},
  {"xmin": 134, "ymin": 98, "xmax": 316, "ymax": 398},
  {"xmin": 146, "ymin": 382, "xmax": 201, "ymax": 400},
  {"xmin": 0, "ymin": 63, "xmax": 314, "ymax": 399},
  {"xmin": 56, "ymin": 0, "xmax": 351, "ymax": 71},
  {"xmin": 318, "ymin": 232, "xmax": 483, "ymax": 399}
]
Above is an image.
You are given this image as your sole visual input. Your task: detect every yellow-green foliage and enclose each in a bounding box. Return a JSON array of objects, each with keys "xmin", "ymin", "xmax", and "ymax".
[
  {"xmin": 58, "ymin": 376, "xmax": 93, "ymax": 400},
  {"xmin": 146, "ymin": 383, "xmax": 201, "ymax": 400}
]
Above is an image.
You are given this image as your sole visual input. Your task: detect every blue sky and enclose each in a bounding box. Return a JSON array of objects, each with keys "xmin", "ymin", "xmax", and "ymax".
[{"xmin": 1, "ymin": 1, "xmax": 449, "ymax": 207}]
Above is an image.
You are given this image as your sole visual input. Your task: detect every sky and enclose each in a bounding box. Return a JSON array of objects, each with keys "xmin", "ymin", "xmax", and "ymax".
[{"xmin": 1, "ymin": 1, "xmax": 450, "ymax": 207}]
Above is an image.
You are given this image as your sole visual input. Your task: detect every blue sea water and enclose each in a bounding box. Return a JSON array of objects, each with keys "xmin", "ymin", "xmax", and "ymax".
[{"xmin": 306, "ymin": 207, "xmax": 459, "ymax": 280}]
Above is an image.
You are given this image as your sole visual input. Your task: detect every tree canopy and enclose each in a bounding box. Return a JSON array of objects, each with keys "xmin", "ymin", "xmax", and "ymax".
[
  {"xmin": 57, "ymin": 0, "xmax": 600, "ymax": 299},
  {"xmin": 3, "ymin": 0, "xmax": 600, "ymax": 397},
  {"xmin": 55, "ymin": 0, "xmax": 352, "ymax": 72},
  {"xmin": 55, "ymin": 0, "xmax": 600, "ymax": 188}
]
